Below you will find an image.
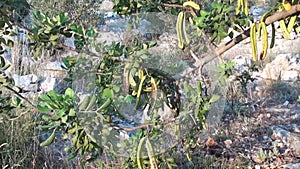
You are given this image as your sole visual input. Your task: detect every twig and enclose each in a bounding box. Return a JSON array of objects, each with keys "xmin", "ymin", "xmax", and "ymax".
[
  {"xmin": 9, "ymin": 108, "xmax": 35, "ymax": 120},
  {"xmin": 4, "ymin": 85, "xmax": 37, "ymax": 109},
  {"xmin": 162, "ymin": 3, "xmax": 185, "ymax": 8},
  {"xmin": 120, "ymin": 124, "xmax": 152, "ymax": 131}
]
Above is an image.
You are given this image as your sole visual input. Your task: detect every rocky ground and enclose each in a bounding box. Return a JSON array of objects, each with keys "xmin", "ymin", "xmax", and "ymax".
[{"xmin": 189, "ymin": 96, "xmax": 300, "ymax": 168}]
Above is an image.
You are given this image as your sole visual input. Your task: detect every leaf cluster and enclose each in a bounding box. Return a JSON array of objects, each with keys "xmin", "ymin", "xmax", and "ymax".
[
  {"xmin": 30, "ymin": 0, "xmax": 103, "ymax": 27},
  {"xmin": 37, "ymin": 88, "xmax": 102, "ymax": 160},
  {"xmin": 193, "ymin": 1, "xmax": 250, "ymax": 44},
  {"xmin": 113, "ymin": 0, "xmax": 184, "ymax": 15},
  {"xmin": 29, "ymin": 11, "xmax": 96, "ymax": 59}
]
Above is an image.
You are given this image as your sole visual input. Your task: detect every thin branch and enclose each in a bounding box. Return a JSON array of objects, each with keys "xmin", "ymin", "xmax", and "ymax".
[
  {"xmin": 120, "ymin": 124, "xmax": 152, "ymax": 131},
  {"xmin": 9, "ymin": 108, "xmax": 34, "ymax": 120},
  {"xmin": 162, "ymin": 3, "xmax": 185, "ymax": 8},
  {"xmin": 4, "ymin": 86, "xmax": 36, "ymax": 107}
]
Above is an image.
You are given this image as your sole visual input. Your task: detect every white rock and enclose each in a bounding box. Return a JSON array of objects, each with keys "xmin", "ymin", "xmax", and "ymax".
[
  {"xmin": 12, "ymin": 74, "xmax": 38, "ymax": 91},
  {"xmin": 283, "ymin": 100, "xmax": 289, "ymax": 106},
  {"xmin": 64, "ymin": 37, "xmax": 75, "ymax": 48},
  {"xmin": 157, "ymin": 102, "xmax": 175, "ymax": 121},
  {"xmin": 254, "ymin": 165, "xmax": 261, "ymax": 169},
  {"xmin": 96, "ymin": 32, "xmax": 123, "ymax": 44},
  {"xmin": 44, "ymin": 61, "xmax": 66, "ymax": 70},
  {"xmin": 99, "ymin": 0, "xmax": 114, "ymax": 12},
  {"xmin": 263, "ymin": 135, "xmax": 269, "ymax": 140},
  {"xmin": 281, "ymin": 70, "xmax": 298, "ymax": 81},
  {"xmin": 282, "ymin": 163, "xmax": 300, "ymax": 169},
  {"xmin": 261, "ymin": 53, "xmax": 296, "ymax": 80},
  {"xmin": 232, "ymin": 55, "xmax": 253, "ymax": 72},
  {"xmin": 39, "ymin": 76, "xmax": 57, "ymax": 92}
]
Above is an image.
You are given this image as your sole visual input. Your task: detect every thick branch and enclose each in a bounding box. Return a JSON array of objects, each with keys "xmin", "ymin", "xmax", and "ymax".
[
  {"xmin": 216, "ymin": 4, "xmax": 300, "ymax": 56},
  {"xmin": 174, "ymin": 5, "xmax": 300, "ymax": 80}
]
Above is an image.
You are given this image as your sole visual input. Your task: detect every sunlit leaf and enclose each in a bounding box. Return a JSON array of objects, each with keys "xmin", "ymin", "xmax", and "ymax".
[
  {"xmin": 102, "ymin": 88, "xmax": 114, "ymax": 99},
  {"xmin": 65, "ymin": 88, "xmax": 75, "ymax": 98},
  {"xmin": 69, "ymin": 108, "xmax": 76, "ymax": 116},
  {"xmin": 209, "ymin": 95, "xmax": 220, "ymax": 103}
]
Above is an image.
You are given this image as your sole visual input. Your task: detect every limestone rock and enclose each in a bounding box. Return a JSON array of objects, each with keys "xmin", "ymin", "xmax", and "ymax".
[
  {"xmin": 261, "ymin": 54, "xmax": 299, "ymax": 81},
  {"xmin": 99, "ymin": 0, "xmax": 114, "ymax": 12},
  {"xmin": 12, "ymin": 74, "xmax": 38, "ymax": 92},
  {"xmin": 39, "ymin": 76, "xmax": 57, "ymax": 92}
]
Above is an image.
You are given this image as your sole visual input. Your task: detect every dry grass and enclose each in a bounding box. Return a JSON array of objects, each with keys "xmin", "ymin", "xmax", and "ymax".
[
  {"xmin": 264, "ymin": 81, "xmax": 300, "ymax": 106},
  {"xmin": 0, "ymin": 110, "xmax": 77, "ymax": 169}
]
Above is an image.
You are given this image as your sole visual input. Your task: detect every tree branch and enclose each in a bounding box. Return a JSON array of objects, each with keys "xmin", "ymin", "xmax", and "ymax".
[
  {"xmin": 216, "ymin": 4, "xmax": 300, "ymax": 56},
  {"xmin": 174, "ymin": 5, "xmax": 300, "ymax": 80}
]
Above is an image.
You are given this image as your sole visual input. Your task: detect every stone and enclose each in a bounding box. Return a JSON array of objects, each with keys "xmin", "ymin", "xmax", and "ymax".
[
  {"xmin": 44, "ymin": 61, "xmax": 66, "ymax": 70},
  {"xmin": 281, "ymin": 70, "xmax": 299, "ymax": 81},
  {"xmin": 157, "ymin": 102, "xmax": 176, "ymax": 121},
  {"xmin": 282, "ymin": 163, "xmax": 300, "ymax": 169},
  {"xmin": 287, "ymin": 134, "xmax": 300, "ymax": 156},
  {"xmin": 12, "ymin": 74, "xmax": 38, "ymax": 91},
  {"xmin": 283, "ymin": 101, "xmax": 289, "ymax": 106},
  {"xmin": 232, "ymin": 55, "xmax": 253, "ymax": 72},
  {"xmin": 99, "ymin": 0, "xmax": 114, "ymax": 12},
  {"xmin": 96, "ymin": 32, "xmax": 123, "ymax": 44},
  {"xmin": 39, "ymin": 76, "xmax": 57, "ymax": 92},
  {"xmin": 261, "ymin": 53, "xmax": 300, "ymax": 80}
]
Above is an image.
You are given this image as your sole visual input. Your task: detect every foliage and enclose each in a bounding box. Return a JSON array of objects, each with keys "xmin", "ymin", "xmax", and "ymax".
[
  {"xmin": 37, "ymin": 88, "xmax": 102, "ymax": 161},
  {"xmin": 29, "ymin": 11, "xmax": 96, "ymax": 59},
  {"xmin": 193, "ymin": 1, "xmax": 249, "ymax": 44},
  {"xmin": 113, "ymin": 0, "xmax": 184, "ymax": 15},
  {"xmin": 0, "ymin": 0, "xmax": 300, "ymax": 168},
  {"xmin": 30, "ymin": 0, "xmax": 103, "ymax": 27}
]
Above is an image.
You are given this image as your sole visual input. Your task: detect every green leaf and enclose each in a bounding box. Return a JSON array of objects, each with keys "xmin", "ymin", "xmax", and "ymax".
[
  {"xmin": 68, "ymin": 152, "xmax": 78, "ymax": 160},
  {"xmin": 38, "ymin": 94, "xmax": 51, "ymax": 102},
  {"xmin": 209, "ymin": 95, "xmax": 220, "ymax": 103},
  {"xmin": 0, "ymin": 55, "xmax": 6, "ymax": 68},
  {"xmin": 137, "ymin": 2, "xmax": 143, "ymax": 8},
  {"xmin": 37, "ymin": 105, "xmax": 51, "ymax": 113},
  {"xmin": 65, "ymin": 88, "xmax": 74, "ymax": 98},
  {"xmin": 124, "ymin": 95, "xmax": 134, "ymax": 103},
  {"xmin": 0, "ymin": 21, "xmax": 5, "ymax": 28},
  {"xmin": 61, "ymin": 115, "xmax": 68, "ymax": 124},
  {"xmin": 113, "ymin": 85, "xmax": 120, "ymax": 93},
  {"xmin": 7, "ymin": 39, "xmax": 13, "ymax": 47},
  {"xmin": 86, "ymin": 29, "xmax": 96, "ymax": 37},
  {"xmin": 69, "ymin": 108, "xmax": 76, "ymax": 116},
  {"xmin": 41, "ymin": 115, "xmax": 50, "ymax": 121},
  {"xmin": 70, "ymin": 24, "xmax": 77, "ymax": 31},
  {"xmin": 211, "ymin": 2, "xmax": 220, "ymax": 9},
  {"xmin": 50, "ymin": 34, "xmax": 59, "ymax": 41},
  {"xmin": 102, "ymin": 88, "xmax": 114, "ymax": 99},
  {"xmin": 48, "ymin": 90, "xmax": 59, "ymax": 99},
  {"xmin": 148, "ymin": 41, "xmax": 157, "ymax": 47},
  {"xmin": 35, "ymin": 11, "xmax": 45, "ymax": 20},
  {"xmin": 200, "ymin": 10, "xmax": 209, "ymax": 17}
]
